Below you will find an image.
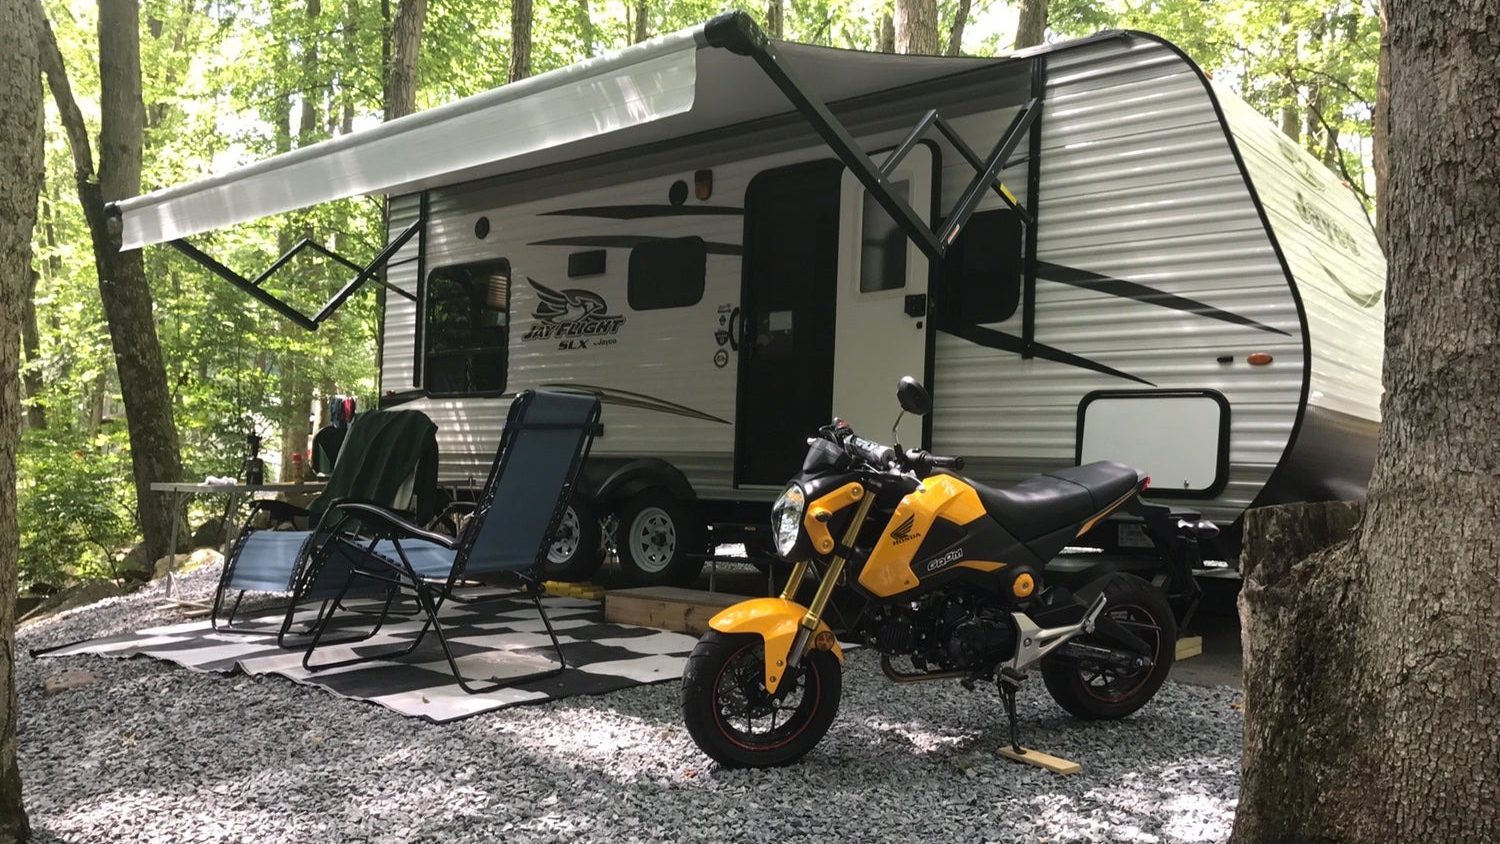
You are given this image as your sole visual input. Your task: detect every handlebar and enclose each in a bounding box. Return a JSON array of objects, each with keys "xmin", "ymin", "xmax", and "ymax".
[{"xmin": 824, "ymin": 420, "xmax": 963, "ymax": 476}]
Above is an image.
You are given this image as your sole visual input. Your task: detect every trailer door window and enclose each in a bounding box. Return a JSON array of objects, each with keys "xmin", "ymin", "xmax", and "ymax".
[
  {"xmin": 938, "ymin": 208, "xmax": 1022, "ymax": 325},
  {"xmin": 629, "ymin": 236, "xmax": 706, "ymax": 310},
  {"xmin": 859, "ymin": 180, "xmax": 910, "ymax": 293},
  {"xmin": 424, "ymin": 259, "xmax": 510, "ymax": 396}
]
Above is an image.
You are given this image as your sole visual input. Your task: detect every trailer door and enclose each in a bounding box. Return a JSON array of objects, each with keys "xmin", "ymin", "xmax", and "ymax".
[
  {"xmin": 832, "ymin": 143, "xmax": 934, "ymax": 447},
  {"xmin": 735, "ymin": 159, "xmax": 845, "ymax": 487}
]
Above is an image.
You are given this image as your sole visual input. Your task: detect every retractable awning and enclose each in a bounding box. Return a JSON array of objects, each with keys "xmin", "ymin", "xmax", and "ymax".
[
  {"xmin": 115, "ymin": 15, "xmax": 1000, "ymax": 250},
  {"xmin": 115, "ymin": 12, "xmax": 1068, "ymax": 330}
]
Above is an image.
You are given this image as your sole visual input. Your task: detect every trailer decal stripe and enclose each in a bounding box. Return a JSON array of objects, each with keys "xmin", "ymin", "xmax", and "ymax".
[
  {"xmin": 540, "ymin": 205, "xmax": 744, "ymax": 219},
  {"xmin": 529, "ymin": 235, "xmax": 742, "ymax": 256},
  {"xmin": 540, "ymin": 383, "xmax": 731, "ymax": 425},
  {"xmin": 941, "ymin": 324, "xmax": 1155, "ymax": 387},
  {"xmin": 1035, "ymin": 261, "xmax": 1290, "ymax": 336}
]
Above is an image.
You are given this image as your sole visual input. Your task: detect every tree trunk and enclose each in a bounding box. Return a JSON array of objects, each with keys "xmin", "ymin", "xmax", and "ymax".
[
  {"xmin": 1014, "ymin": 0, "xmax": 1046, "ymax": 48},
  {"xmin": 632, "ymin": 1, "xmax": 647, "ymax": 44},
  {"xmin": 1232, "ymin": 0, "xmax": 1500, "ymax": 840},
  {"xmin": 1372, "ymin": 1, "xmax": 1390, "ymax": 249},
  {"xmin": 0, "ymin": 0, "xmax": 42, "ymax": 838},
  {"xmin": 894, "ymin": 0, "xmax": 937, "ymax": 54},
  {"xmin": 40, "ymin": 2, "xmax": 184, "ymax": 564},
  {"xmin": 878, "ymin": 13, "xmax": 894, "ymax": 53},
  {"xmin": 946, "ymin": 0, "xmax": 970, "ymax": 56},
  {"xmin": 21, "ymin": 268, "xmax": 44, "ymax": 430},
  {"xmin": 1279, "ymin": 13, "xmax": 1299, "ymax": 141},
  {"xmin": 765, "ymin": 0, "xmax": 783, "ymax": 39},
  {"xmin": 509, "ymin": 0, "xmax": 531, "ymax": 83},
  {"xmin": 383, "ymin": 0, "xmax": 426, "ymax": 121}
]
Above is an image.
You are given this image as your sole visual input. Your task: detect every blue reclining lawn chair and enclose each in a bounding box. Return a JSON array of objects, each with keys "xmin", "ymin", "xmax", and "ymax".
[
  {"xmin": 301, "ymin": 389, "xmax": 601, "ymax": 693},
  {"xmin": 210, "ymin": 408, "xmax": 440, "ymax": 643}
]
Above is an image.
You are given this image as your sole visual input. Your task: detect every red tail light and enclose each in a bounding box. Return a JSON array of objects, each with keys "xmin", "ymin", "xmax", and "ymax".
[{"xmin": 1142, "ymin": 475, "xmax": 1152, "ymax": 491}]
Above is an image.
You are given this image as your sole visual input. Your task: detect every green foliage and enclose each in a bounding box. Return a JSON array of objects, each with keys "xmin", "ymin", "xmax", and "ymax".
[{"xmin": 17, "ymin": 428, "xmax": 137, "ymax": 588}]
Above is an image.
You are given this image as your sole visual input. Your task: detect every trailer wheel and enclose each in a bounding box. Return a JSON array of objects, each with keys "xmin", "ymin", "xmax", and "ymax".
[
  {"xmin": 541, "ymin": 497, "xmax": 605, "ymax": 582},
  {"xmin": 616, "ymin": 490, "xmax": 705, "ymax": 587}
]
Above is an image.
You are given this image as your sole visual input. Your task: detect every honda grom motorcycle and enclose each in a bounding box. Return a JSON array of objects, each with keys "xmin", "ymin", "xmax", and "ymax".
[{"xmin": 682, "ymin": 377, "xmax": 1204, "ymax": 768}]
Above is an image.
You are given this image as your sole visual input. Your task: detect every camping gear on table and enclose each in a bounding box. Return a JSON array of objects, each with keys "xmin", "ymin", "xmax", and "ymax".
[
  {"xmin": 210, "ymin": 408, "xmax": 441, "ymax": 642},
  {"xmin": 242, "ymin": 434, "xmax": 265, "ymax": 485},
  {"xmin": 301, "ymin": 389, "xmax": 601, "ymax": 694}
]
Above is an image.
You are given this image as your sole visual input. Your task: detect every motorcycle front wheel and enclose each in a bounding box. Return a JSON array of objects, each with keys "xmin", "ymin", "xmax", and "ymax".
[{"xmin": 681, "ymin": 631, "xmax": 841, "ymax": 768}]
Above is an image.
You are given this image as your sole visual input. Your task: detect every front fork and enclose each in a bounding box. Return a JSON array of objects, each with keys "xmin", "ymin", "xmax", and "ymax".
[{"xmin": 784, "ymin": 491, "xmax": 875, "ymax": 670}]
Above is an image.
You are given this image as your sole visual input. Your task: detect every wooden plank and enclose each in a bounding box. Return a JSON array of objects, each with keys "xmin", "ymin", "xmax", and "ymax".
[
  {"xmin": 1176, "ymin": 635, "xmax": 1204, "ymax": 661},
  {"xmin": 605, "ymin": 586, "xmax": 748, "ymax": 636},
  {"xmin": 998, "ymin": 745, "xmax": 1082, "ymax": 775}
]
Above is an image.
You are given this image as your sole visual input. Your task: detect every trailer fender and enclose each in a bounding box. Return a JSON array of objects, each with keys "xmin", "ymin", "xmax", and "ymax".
[{"xmin": 593, "ymin": 458, "xmax": 696, "ymax": 507}]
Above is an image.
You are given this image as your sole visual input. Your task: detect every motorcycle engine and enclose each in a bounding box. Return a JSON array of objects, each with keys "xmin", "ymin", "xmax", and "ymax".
[{"xmin": 867, "ymin": 593, "xmax": 1016, "ymax": 671}]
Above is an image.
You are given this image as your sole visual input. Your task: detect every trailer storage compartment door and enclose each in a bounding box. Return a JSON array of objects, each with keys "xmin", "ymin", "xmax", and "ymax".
[{"xmin": 1076, "ymin": 391, "xmax": 1230, "ymax": 497}]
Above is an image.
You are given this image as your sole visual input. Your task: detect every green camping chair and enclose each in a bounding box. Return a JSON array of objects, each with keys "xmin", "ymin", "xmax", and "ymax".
[{"xmin": 209, "ymin": 408, "xmax": 441, "ymax": 644}]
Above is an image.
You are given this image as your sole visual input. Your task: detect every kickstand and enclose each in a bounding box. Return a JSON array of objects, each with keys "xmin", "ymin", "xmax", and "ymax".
[{"xmin": 999, "ymin": 675, "xmax": 1023, "ymax": 755}]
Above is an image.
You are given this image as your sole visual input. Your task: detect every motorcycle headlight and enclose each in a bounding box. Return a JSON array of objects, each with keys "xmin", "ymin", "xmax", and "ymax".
[{"xmin": 771, "ymin": 485, "xmax": 806, "ymax": 559}]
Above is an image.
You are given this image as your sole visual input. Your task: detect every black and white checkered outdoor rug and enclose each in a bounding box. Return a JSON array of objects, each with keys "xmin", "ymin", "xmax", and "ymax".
[{"xmin": 36, "ymin": 593, "xmax": 700, "ymax": 723}]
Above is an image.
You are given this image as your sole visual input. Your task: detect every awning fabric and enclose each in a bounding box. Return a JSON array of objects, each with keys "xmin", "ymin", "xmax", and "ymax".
[{"xmin": 115, "ymin": 22, "xmax": 1001, "ymax": 249}]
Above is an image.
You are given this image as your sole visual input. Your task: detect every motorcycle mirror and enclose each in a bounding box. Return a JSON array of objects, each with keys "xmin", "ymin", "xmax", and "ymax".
[{"xmin": 896, "ymin": 376, "xmax": 933, "ymax": 416}]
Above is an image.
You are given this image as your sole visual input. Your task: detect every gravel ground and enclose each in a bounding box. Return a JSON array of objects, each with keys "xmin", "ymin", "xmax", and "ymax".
[{"xmin": 17, "ymin": 565, "xmax": 1242, "ymax": 843}]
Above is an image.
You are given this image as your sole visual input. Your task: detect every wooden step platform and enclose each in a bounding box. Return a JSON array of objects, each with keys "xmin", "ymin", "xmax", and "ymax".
[
  {"xmin": 1176, "ymin": 635, "xmax": 1203, "ymax": 661},
  {"xmin": 604, "ymin": 586, "xmax": 751, "ymax": 636}
]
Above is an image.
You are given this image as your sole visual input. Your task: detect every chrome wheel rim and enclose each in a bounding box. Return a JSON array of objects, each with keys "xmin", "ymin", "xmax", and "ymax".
[
  {"xmin": 546, "ymin": 506, "xmax": 582, "ymax": 565},
  {"xmin": 628, "ymin": 506, "xmax": 677, "ymax": 573}
]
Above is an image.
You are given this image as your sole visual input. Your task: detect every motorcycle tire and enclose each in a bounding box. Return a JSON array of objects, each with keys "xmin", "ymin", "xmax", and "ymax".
[
  {"xmin": 616, "ymin": 490, "xmax": 705, "ymax": 587},
  {"xmin": 540, "ymin": 497, "xmax": 605, "ymax": 583},
  {"xmin": 682, "ymin": 631, "xmax": 842, "ymax": 768},
  {"xmin": 1041, "ymin": 573, "xmax": 1177, "ymax": 720}
]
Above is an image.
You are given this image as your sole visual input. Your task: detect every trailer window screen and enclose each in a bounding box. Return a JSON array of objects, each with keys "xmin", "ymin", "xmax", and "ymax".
[
  {"xmin": 424, "ymin": 259, "xmax": 510, "ymax": 396},
  {"xmin": 939, "ymin": 209, "xmax": 1022, "ymax": 325},
  {"xmin": 628, "ymin": 237, "xmax": 706, "ymax": 310},
  {"xmin": 859, "ymin": 179, "xmax": 910, "ymax": 293}
]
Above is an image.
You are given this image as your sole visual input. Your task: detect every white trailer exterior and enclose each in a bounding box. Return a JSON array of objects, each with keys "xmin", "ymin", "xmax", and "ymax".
[{"xmin": 114, "ymin": 17, "xmax": 1383, "ymax": 576}]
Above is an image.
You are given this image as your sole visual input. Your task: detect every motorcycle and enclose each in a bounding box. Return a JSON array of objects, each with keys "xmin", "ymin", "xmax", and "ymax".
[{"xmin": 682, "ymin": 376, "xmax": 1208, "ymax": 768}]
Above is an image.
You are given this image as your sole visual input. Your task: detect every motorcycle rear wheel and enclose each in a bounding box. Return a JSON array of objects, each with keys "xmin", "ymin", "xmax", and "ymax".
[
  {"xmin": 681, "ymin": 631, "xmax": 841, "ymax": 768},
  {"xmin": 1041, "ymin": 574, "xmax": 1176, "ymax": 720}
]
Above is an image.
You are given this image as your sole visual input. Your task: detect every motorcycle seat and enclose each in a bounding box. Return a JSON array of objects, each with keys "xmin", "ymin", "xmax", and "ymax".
[{"xmin": 963, "ymin": 461, "xmax": 1143, "ymax": 543}]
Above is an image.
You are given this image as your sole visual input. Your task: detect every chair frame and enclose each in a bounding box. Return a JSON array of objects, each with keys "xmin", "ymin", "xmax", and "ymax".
[{"xmin": 301, "ymin": 391, "xmax": 601, "ymax": 694}]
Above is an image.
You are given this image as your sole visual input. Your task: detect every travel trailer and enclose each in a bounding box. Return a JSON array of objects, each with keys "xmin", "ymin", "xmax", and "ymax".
[{"xmin": 112, "ymin": 14, "xmax": 1385, "ymax": 585}]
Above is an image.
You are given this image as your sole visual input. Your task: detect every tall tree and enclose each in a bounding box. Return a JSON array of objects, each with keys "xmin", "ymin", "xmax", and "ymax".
[
  {"xmin": 38, "ymin": 0, "xmax": 184, "ymax": 564},
  {"xmin": 765, "ymin": 0, "xmax": 783, "ymax": 39},
  {"xmin": 1015, "ymin": 0, "xmax": 1046, "ymax": 48},
  {"xmin": 946, "ymin": 0, "xmax": 971, "ymax": 56},
  {"xmin": 894, "ymin": 0, "xmax": 937, "ymax": 54},
  {"xmin": 20, "ymin": 268, "xmax": 44, "ymax": 430},
  {"xmin": 1232, "ymin": 0, "xmax": 1500, "ymax": 840},
  {"xmin": 384, "ymin": 0, "xmax": 427, "ymax": 120},
  {"xmin": 632, "ymin": 0, "xmax": 647, "ymax": 43},
  {"xmin": 1, "ymin": 0, "xmax": 42, "ymax": 835},
  {"xmin": 1372, "ymin": 1, "xmax": 1390, "ymax": 247},
  {"xmin": 509, "ymin": 0, "xmax": 532, "ymax": 83}
]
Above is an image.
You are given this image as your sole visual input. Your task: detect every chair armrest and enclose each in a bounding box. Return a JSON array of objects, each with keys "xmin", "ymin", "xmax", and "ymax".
[
  {"xmin": 329, "ymin": 501, "xmax": 457, "ymax": 549},
  {"xmin": 428, "ymin": 500, "xmax": 476, "ymax": 529},
  {"xmin": 245, "ymin": 499, "xmax": 309, "ymax": 527}
]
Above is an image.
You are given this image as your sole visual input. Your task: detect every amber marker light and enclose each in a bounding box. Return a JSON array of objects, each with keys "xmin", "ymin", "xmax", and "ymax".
[
  {"xmin": 694, "ymin": 169, "xmax": 713, "ymax": 200},
  {"xmin": 1247, "ymin": 352, "xmax": 1274, "ymax": 366}
]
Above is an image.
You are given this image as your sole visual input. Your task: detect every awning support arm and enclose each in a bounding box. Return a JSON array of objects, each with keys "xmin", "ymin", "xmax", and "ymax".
[
  {"xmin": 164, "ymin": 217, "xmax": 422, "ymax": 331},
  {"xmin": 704, "ymin": 11, "xmax": 1040, "ymax": 261}
]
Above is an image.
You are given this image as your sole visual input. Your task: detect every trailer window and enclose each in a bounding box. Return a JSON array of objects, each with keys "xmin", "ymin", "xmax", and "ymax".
[
  {"xmin": 938, "ymin": 209, "xmax": 1022, "ymax": 325},
  {"xmin": 628, "ymin": 237, "xmax": 706, "ymax": 310},
  {"xmin": 859, "ymin": 179, "xmax": 910, "ymax": 293},
  {"xmin": 424, "ymin": 259, "xmax": 510, "ymax": 396}
]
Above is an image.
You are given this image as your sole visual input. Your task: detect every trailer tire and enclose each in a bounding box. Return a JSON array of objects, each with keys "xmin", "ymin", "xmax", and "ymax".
[
  {"xmin": 541, "ymin": 497, "xmax": 605, "ymax": 582},
  {"xmin": 616, "ymin": 490, "xmax": 705, "ymax": 587}
]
